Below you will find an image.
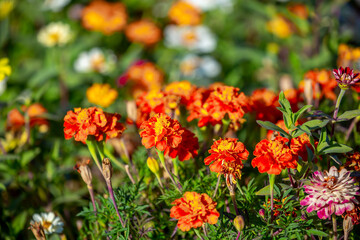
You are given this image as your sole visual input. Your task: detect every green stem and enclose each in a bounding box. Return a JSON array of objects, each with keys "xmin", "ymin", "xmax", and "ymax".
[
  {"xmin": 331, "ymin": 89, "xmax": 346, "ymax": 137},
  {"xmin": 95, "ymin": 141, "xmax": 105, "ymax": 160},
  {"xmin": 155, "ymin": 174, "xmax": 164, "ymax": 194},
  {"xmin": 103, "ymin": 144, "xmax": 125, "ymax": 170},
  {"xmin": 156, "ymin": 149, "xmax": 182, "ymax": 193},
  {"xmin": 269, "ymin": 174, "xmax": 276, "ymax": 223},
  {"xmin": 172, "ymin": 157, "xmax": 179, "ymax": 178},
  {"xmin": 194, "ymin": 228, "xmax": 204, "ymax": 240},
  {"xmin": 86, "ymin": 140, "xmax": 102, "ymax": 174}
]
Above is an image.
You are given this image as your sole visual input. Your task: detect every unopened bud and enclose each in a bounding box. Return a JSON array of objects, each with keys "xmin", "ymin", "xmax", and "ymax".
[
  {"xmin": 233, "ymin": 215, "xmax": 245, "ymax": 232},
  {"xmin": 259, "ymin": 209, "xmax": 265, "ymax": 219},
  {"xmin": 74, "ymin": 158, "xmax": 92, "ymax": 186},
  {"xmin": 147, "ymin": 157, "xmax": 159, "ymax": 175},
  {"xmin": 102, "ymin": 158, "xmax": 113, "ymax": 182},
  {"xmin": 29, "ymin": 222, "xmax": 46, "ymax": 240}
]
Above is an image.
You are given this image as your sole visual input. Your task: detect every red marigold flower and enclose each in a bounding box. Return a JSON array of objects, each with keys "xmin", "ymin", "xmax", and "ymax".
[
  {"xmin": 7, "ymin": 103, "xmax": 48, "ymax": 131},
  {"xmin": 63, "ymin": 107, "xmax": 125, "ymax": 143},
  {"xmin": 248, "ymin": 88, "xmax": 282, "ymax": 123},
  {"xmin": 290, "ymin": 133, "xmax": 314, "ymax": 162},
  {"xmin": 135, "ymin": 90, "xmax": 166, "ymax": 127},
  {"xmin": 252, "ymin": 136, "xmax": 297, "ymax": 175},
  {"xmin": 170, "ymin": 191, "xmax": 219, "ymax": 232},
  {"xmin": 139, "ymin": 113, "xmax": 198, "ymax": 160},
  {"xmin": 204, "ymin": 138, "xmax": 249, "ymax": 184}
]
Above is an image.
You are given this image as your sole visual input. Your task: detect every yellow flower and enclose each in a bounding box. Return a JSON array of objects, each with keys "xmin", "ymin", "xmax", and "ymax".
[
  {"xmin": 0, "ymin": 0, "xmax": 14, "ymax": 19},
  {"xmin": 0, "ymin": 58, "xmax": 11, "ymax": 81},
  {"xmin": 266, "ymin": 15, "xmax": 292, "ymax": 38},
  {"xmin": 86, "ymin": 83, "xmax": 118, "ymax": 108}
]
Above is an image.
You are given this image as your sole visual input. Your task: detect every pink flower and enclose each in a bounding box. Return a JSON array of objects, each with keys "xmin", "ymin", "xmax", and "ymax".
[
  {"xmin": 332, "ymin": 66, "xmax": 360, "ymax": 90},
  {"xmin": 300, "ymin": 166, "xmax": 360, "ymax": 220}
]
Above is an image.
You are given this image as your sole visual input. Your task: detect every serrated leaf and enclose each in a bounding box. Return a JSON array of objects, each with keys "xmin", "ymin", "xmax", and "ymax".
[
  {"xmin": 306, "ymin": 229, "xmax": 328, "ymax": 237},
  {"xmin": 256, "ymin": 120, "xmax": 291, "ymax": 138},
  {"xmin": 337, "ymin": 110, "xmax": 360, "ymax": 122},
  {"xmin": 255, "ymin": 185, "xmax": 270, "ymax": 195}
]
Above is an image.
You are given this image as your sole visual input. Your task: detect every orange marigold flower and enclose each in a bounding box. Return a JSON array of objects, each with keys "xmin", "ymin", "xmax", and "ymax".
[
  {"xmin": 252, "ymin": 136, "xmax": 297, "ymax": 175},
  {"xmin": 135, "ymin": 90, "xmax": 166, "ymax": 127},
  {"xmin": 7, "ymin": 103, "xmax": 48, "ymax": 131},
  {"xmin": 168, "ymin": 1, "xmax": 202, "ymax": 26},
  {"xmin": 248, "ymin": 88, "xmax": 282, "ymax": 123},
  {"xmin": 164, "ymin": 80, "xmax": 196, "ymax": 106},
  {"xmin": 64, "ymin": 107, "xmax": 125, "ymax": 143},
  {"xmin": 344, "ymin": 152, "xmax": 360, "ymax": 172},
  {"xmin": 86, "ymin": 83, "xmax": 118, "ymax": 108},
  {"xmin": 81, "ymin": 0, "xmax": 127, "ymax": 35},
  {"xmin": 139, "ymin": 113, "xmax": 198, "ymax": 160},
  {"xmin": 287, "ymin": 3, "xmax": 308, "ymax": 19},
  {"xmin": 266, "ymin": 15, "xmax": 292, "ymax": 38},
  {"xmin": 125, "ymin": 19, "xmax": 162, "ymax": 46},
  {"xmin": 170, "ymin": 191, "xmax": 219, "ymax": 231},
  {"xmin": 204, "ymin": 138, "xmax": 249, "ymax": 185},
  {"xmin": 290, "ymin": 133, "xmax": 313, "ymax": 162}
]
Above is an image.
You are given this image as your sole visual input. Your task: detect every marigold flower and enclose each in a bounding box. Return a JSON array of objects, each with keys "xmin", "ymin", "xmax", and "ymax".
[
  {"xmin": 300, "ymin": 167, "xmax": 360, "ymax": 219},
  {"xmin": 64, "ymin": 107, "xmax": 125, "ymax": 143},
  {"xmin": 164, "ymin": 80, "xmax": 196, "ymax": 106},
  {"xmin": 7, "ymin": 103, "xmax": 48, "ymax": 131},
  {"xmin": 86, "ymin": 83, "xmax": 118, "ymax": 108},
  {"xmin": 252, "ymin": 136, "xmax": 297, "ymax": 175},
  {"xmin": 170, "ymin": 191, "xmax": 219, "ymax": 231},
  {"xmin": 287, "ymin": 3, "xmax": 308, "ymax": 19},
  {"xmin": 204, "ymin": 138, "xmax": 249, "ymax": 184},
  {"xmin": 168, "ymin": 127, "xmax": 199, "ymax": 161},
  {"xmin": 81, "ymin": 0, "xmax": 127, "ymax": 35},
  {"xmin": 333, "ymin": 66, "xmax": 360, "ymax": 90},
  {"xmin": 37, "ymin": 22, "xmax": 72, "ymax": 47},
  {"xmin": 266, "ymin": 15, "xmax": 292, "ymax": 38},
  {"xmin": 290, "ymin": 133, "xmax": 313, "ymax": 162},
  {"xmin": 344, "ymin": 152, "xmax": 360, "ymax": 172},
  {"xmin": 135, "ymin": 90, "xmax": 166, "ymax": 127},
  {"xmin": 248, "ymin": 88, "xmax": 281, "ymax": 123},
  {"xmin": 125, "ymin": 19, "xmax": 162, "ymax": 46},
  {"xmin": 168, "ymin": 1, "xmax": 202, "ymax": 26}
]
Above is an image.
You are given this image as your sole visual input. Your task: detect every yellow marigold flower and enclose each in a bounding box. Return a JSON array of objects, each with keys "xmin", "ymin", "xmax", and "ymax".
[
  {"xmin": 0, "ymin": 0, "xmax": 14, "ymax": 19},
  {"xmin": 266, "ymin": 15, "xmax": 292, "ymax": 38},
  {"xmin": 86, "ymin": 83, "xmax": 118, "ymax": 108},
  {"xmin": 0, "ymin": 58, "xmax": 11, "ymax": 81},
  {"xmin": 81, "ymin": 0, "xmax": 127, "ymax": 35},
  {"xmin": 168, "ymin": 1, "xmax": 202, "ymax": 26},
  {"xmin": 125, "ymin": 19, "xmax": 162, "ymax": 46}
]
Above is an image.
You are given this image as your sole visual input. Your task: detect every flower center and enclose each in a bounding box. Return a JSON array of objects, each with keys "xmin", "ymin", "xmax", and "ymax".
[{"xmin": 42, "ymin": 220, "xmax": 52, "ymax": 230}]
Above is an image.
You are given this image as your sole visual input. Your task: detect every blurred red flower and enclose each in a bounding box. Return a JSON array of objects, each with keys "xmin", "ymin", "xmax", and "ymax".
[{"xmin": 7, "ymin": 103, "xmax": 48, "ymax": 131}]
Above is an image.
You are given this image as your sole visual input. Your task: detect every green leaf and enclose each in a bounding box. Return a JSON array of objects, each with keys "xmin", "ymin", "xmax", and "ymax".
[
  {"xmin": 320, "ymin": 143, "xmax": 353, "ymax": 154},
  {"xmin": 301, "ymin": 119, "xmax": 329, "ymax": 130},
  {"xmin": 255, "ymin": 185, "xmax": 270, "ymax": 195},
  {"xmin": 337, "ymin": 110, "xmax": 360, "ymax": 122},
  {"xmin": 278, "ymin": 91, "xmax": 292, "ymax": 113},
  {"xmin": 256, "ymin": 120, "xmax": 291, "ymax": 138},
  {"xmin": 306, "ymin": 229, "xmax": 328, "ymax": 237},
  {"xmin": 294, "ymin": 105, "xmax": 312, "ymax": 122},
  {"xmin": 11, "ymin": 211, "xmax": 27, "ymax": 234}
]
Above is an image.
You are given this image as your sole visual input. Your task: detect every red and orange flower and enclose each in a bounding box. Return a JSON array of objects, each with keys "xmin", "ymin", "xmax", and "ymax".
[
  {"xmin": 248, "ymin": 88, "xmax": 281, "ymax": 123},
  {"xmin": 125, "ymin": 19, "xmax": 162, "ymax": 46},
  {"xmin": 290, "ymin": 133, "xmax": 313, "ymax": 162},
  {"xmin": 7, "ymin": 103, "xmax": 48, "ymax": 131},
  {"xmin": 252, "ymin": 136, "xmax": 297, "ymax": 175},
  {"xmin": 204, "ymin": 138, "xmax": 249, "ymax": 185},
  {"xmin": 170, "ymin": 191, "xmax": 219, "ymax": 231},
  {"xmin": 64, "ymin": 107, "xmax": 125, "ymax": 143},
  {"xmin": 168, "ymin": 1, "xmax": 202, "ymax": 26},
  {"xmin": 81, "ymin": 0, "xmax": 127, "ymax": 35},
  {"xmin": 139, "ymin": 113, "xmax": 198, "ymax": 161}
]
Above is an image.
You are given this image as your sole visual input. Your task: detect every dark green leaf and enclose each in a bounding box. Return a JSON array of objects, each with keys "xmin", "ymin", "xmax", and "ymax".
[
  {"xmin": 337, "ymin": 110, "xmax": 360, "ymax": 122},
  {"xmin": 256, "ymin": 120, "xmax": 291, "ymax": 138}
]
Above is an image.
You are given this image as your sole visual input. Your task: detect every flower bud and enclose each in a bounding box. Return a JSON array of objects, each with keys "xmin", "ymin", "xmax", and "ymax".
[
  {"xmin": 29, "ymin": 222, "xmax": 46, "ymax": 240},
  {"xmin": 233, "ymin": 215, "xmax": 245, "ymax": 232},
  {"xmin": 147, "ymin": 157, "xmax": 159, "ymax": 175},
  {"xmin": 259, "ymin": 209, "xmax": 265, "ymax": 219},
  {"xmin": 74, "ymin": 158, "xmax": 92, "ymax": 186},
  {"xmin": 102, "ymin": 158, "xmax": 113, "ymax": 182}
]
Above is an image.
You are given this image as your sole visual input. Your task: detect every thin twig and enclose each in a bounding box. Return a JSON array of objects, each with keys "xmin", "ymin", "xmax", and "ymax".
[{"xmin": 212, "ymin": 175, "xmax": 221, "ymax": 198}]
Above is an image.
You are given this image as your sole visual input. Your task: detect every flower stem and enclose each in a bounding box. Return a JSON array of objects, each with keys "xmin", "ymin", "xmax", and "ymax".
[
  {"xmin": 156, "ymin": 149, "xmax": 182, "ymax": 193},
  {"xmin": 212, "ymin": 175, "xmax": 221, "ymax": 198},
  {"xmin": 86, "ymin": 140, "xmax": 102, "ymax": 175},
  {"xmin": 194, "ymin": 229, "xmax": 204, "ymax": 240},
  {"xmin": 172, "ymin": 157, "xmax": 179, "ymax": 178},
  {"xmin": 332, "ymin": 214, "xmax": 338, "ymax": 240},
  {"xmin": 103, "ymin": 146, "xmax": 125, "ymax": 170},
  {"xmin": 331, "ymin": 89, "xmax": 346, "ymax": 136},
  {"xmin": 87, "ymin": 184, "xmax": 97, "ymax": 215},
  {"xmin": 106, "ymin": 180, "xmax": 125, "ymax": 227},
  {"xmin": 230, "ymin": 190, "xmax": 240, "ymax": 216},
  {"xmin": 235, "ymin": 231, "xmax": 241, "ymax": 240},
  {"xmin": 269, "ymin": 174, "xmax": 276, "ymax": 223}
]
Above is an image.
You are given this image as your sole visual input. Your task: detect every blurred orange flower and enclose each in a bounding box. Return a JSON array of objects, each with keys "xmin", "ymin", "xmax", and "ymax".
[
  {"xmin": 164, "ymin": 80, "xmax": 196, "ymax": 106},
  {"xmin": 170, "ymin": 191, "xmax": 219, "ymax": 231},
  {"xmin": 168, "ymin": 1, "xmax": 202, "ymax": 26},
  {"xmin": 81, "ymin": 0, "xmax": 127, "ymax": 35},
  {"xmin": 7, "ymin": 103, "xmax": 48, "ymax": 131},
  {"xmin": 337, "ymin": 44, "xmax": 360, "ymax": 67},
  {"xmin": 266, "ymin": 15, "xmax": 292, "ymax": 38},
  {"xmin": 204, "ymin": 138, "xmax": 249, "ymax": 185},
  {"xmin": 290, "ymin": 133, "xmax": 313, "ymax": 162},
  {"xmin": 287, "ymin": 3, "xmax": 308, "ymax": 19},
  {"xmin": 125, "ymin": 19, "xmax": 162, "ymax": 46},
  {"xmin": 249, "ymin": 88, "xmax": 282, "ymax": 123},
  {"xmin": 86, "ymin": 83, "xmax": 118, "ymax": 108},
  {"xmin": 64, "ymin": 107, "xmax": 125, "ymax": 143},
  {"xmin": 252, "ymin": 136, "xmax": 297, "ymax": 175}
]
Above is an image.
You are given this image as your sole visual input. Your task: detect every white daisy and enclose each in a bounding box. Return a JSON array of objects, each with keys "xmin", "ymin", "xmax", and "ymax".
[
  {"xmin": 164, "ymin": 25, "xmax": 217, "ymax": 53},
  {"xmin": 180, "ymin": 54, "xmax": 221, "ymax": 78},
  {"xmin": 30, "ymin": 212, "xmax": 64, "ymax": 234},
  {"xmin": 42, "ymin": 0, "xmax": 70, "ymax": 12},
  {"xmin": 74, "ymin": 48, "xmax": 116, "ymax": 74},
  {"xmin": 37, "ymin": 22, "xmax": 72, "ymax": 47},
  {"xmin": 184, "ymin": 0, "xmax": 233, "ymax": 11}
]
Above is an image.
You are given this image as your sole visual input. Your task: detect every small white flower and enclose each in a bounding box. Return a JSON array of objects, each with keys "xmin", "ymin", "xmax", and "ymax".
[
  {"xmin": 74, "ymin": 48, "xmax": 116, "ymax": 74},
  {"xmin": 30, "ymin": 212, "xmax": 64, "ymax": 234},
  {"xmin": 164, "ymin": 25, "xmax": 217, "ymax": 53},
  {"xmin": 184, "ymin": 0, "xmax": 233, "ymax": 11},
  {"xmin": 180, "ymin": 54, "xmax": 221, "ymax": 78},
  {"xmin": 42, "ymin": 0, "xmax": 70, "ymax": 12},
  {"xmin": 37, "ymin": 22, "xmax": 72, "ymax": 47}
]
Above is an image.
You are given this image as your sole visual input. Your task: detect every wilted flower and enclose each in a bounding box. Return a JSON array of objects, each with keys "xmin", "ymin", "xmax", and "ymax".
[
  {"xmin": 74, "ymin": 158, "xmax": 93, "ymax": 186},
  {"xmin": 125, "ymin": 19, "xmax": 162, "ymax": 46},
  {"xmin": 184, "ymin": 0, "xmax": 233, "ymax": 12},
  {"xmin": 252, "ymin": 136, "xmax": 297, "ymax": 175},
  {"xmin": 42, "ymin": 0, "xmax": 70, "ymax": 12},
  {"xmin": 344, "ymin": 152, "xmax": 360, "ymax": 172},
  {"xmin": 170, "ymin": 191, "xmax": 219, "ymax": 231},
  {"xmin": 333, "ymin": 66, "xmax": 360, "ymax": 90},
  {"xmin": 29, "ymin": 221, "xmax": 46, "ymax": 240},
  {"xmin": 37, "ymin": 22, "xmax": 72, "ymax": 47},
  {"xmin": 86, "ymin": 83, "xmax": 118, "ymax": 108},
  {"xmin": 30, "ymin": 212, "xmax": 64, "ymax": 234},
  {"xmin": 7, "ymin": 103, "xmax": 48, "ymax": 131},
  {"xmin": 300, "ymin": 167, "xmax": 360, "ymax": 220},
  {"xmin": 179, "ymin": 54, "xmax": 221, "ymax": 79},
  {"xmin": 343, "ymin": 201, "xmax": 360, "ymax": 225},
  {"xmin": 204, "ymin": 138, "xmax": 249, "ymax": 185},
  {"xmin": 266, "ymin": 15, "xmax": 292, "ymax": 38},
  {"xmin": 81, "ymin": 0, "xmax": 127, "ymax": 35},
  {"xmin": 63, "ymin": 107, "xmax": 125, "ymax": 143},
  {"xmin": 168, "ymin": 1, "xmax": 202, "ymax": 26},
  {"xmin": 74, "ymin": 48, "xmax": 116, "ymax": 74},
  {"xmin": 164, "ymin": 25, "xmax": 217, "ymax": 53}
]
